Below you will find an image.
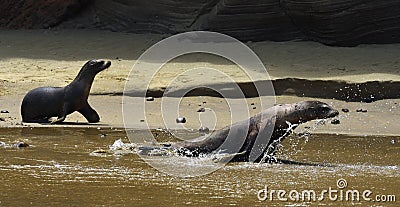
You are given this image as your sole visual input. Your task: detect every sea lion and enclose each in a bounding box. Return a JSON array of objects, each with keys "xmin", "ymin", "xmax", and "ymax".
[
  {"xmin": 171, "ymin": 101, "xmax": 339, "ymax": 162},
  {"xmin": 21, "ymin": 59, "xmax": 111, "ymax": 123}
]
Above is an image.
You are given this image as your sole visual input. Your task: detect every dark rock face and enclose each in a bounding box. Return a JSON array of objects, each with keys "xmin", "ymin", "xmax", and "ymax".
[
  {"xmin": 1, "ymin": 0, "xmax": 400, "ymax": 46},
  {"xmin": 195, "ymin": 0, "xmax": 305, "ymax": 42},
  {"xmin": 282, "ymin": 0, "xmax": 400, "ymax": 46},
  {"xmin": 59, "ymin": 0, "xmax": 303, "ymax": 41},
  {"xmin": 0, "ymin": 0, "xmax": 89, "ymax": 29}
]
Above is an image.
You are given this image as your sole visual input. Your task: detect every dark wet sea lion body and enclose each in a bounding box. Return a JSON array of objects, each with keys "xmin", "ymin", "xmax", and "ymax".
[
  {"xmin": 21, "ymin": 60, "xmax": 111, "ymax": 123},
  {"xmin": 172, "ymin": 101, "xmax": 339, "ymax": 162}
]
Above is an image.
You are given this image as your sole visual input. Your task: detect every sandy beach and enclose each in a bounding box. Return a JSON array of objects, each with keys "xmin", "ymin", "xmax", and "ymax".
[
  {"xmin": 1, "ymin": 29, "xmax": 399, "ymax": 136},
  {"xmin": 0, "ymin": 29, "xmax": 399, "ymax": 207}
]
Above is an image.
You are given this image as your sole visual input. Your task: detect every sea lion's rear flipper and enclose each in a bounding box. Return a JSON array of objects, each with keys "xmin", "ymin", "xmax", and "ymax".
[
  {"xmin": 78, "ymin": 103, "xmax": 100, "ymax": 123},
  {"xmin": 50, "ymin": 115, "xmax": 66, "ymax": 124},
  {"xmin": 50, "ymin": 102, "xmax": 70, "ymax": 124},
  {"xmin": 23, "ymin": 117, "xmax": 51, "ymax": 123}
]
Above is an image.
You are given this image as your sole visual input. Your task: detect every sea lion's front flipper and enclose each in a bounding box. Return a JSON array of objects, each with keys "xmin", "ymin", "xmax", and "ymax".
[{"xmin": 78, "ymin": 103, "xmax": 100, "ymax": 123}]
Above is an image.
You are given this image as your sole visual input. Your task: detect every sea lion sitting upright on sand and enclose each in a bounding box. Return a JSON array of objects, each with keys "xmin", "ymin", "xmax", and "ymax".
[
  {"xmin": 21, "ymin": 60, "xmax": 111, "ymax": 124},
  {"xmin": 172, "ymin": 101, "xmax": 339, "ymax": 162}
]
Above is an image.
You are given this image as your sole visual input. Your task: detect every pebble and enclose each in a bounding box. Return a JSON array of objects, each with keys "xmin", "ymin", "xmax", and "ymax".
[
  {"xmin": 14, "ymin": 141, "xmax": 29, "ymax": 148},
  {"xmin": 1, "ymin": 110, "xmax": 9, "ymax": 113},
  {"xmin": 93, "ymin": 149, "xmax": 108, "ymax": 154},
  {"xmin": 198, "ymin": 126, "xmax": 210, "ymax": 134},
  {"xmin": 331, "ymin": 119, "xmax": 340, "ymax": 125},
  {"xmin": 176, "ymin": 117, "xmax": 186, "ymax": 123},
  {"xmin": 341, "ymin": 108, "xmax": 349, "ymax": 113},
  {"xmin": 0, "ymin": 117, "xmax": 5, "ymax": 121},
  {"xmin": 197, "ymin": 108, "xmax": 205, "ymax": 112},
  {"xmin": 252, "ymin": 106, "xmax": 257, "ymax": 110},
  {"xmin": 146, "ymin": 97, "xmax": 154, "ymax": 101},
  {"xmin": 100, "ymin": 134, "xmax": 107, "ymax": 138},
  {"xmin": 356, "ymin": 108, "xmax": 367, "ymax": 113}
]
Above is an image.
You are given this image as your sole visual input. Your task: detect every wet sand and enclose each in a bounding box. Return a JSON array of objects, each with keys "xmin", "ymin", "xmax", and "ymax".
[{"xmin": 1, "ymin": 95, "xmax": 400, "ymax": 137}]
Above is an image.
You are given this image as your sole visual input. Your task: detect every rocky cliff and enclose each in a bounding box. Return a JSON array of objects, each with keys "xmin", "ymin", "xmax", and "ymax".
[{"xmin": 1, "ymin": 0, "xmax": 400, "ymax": 46}]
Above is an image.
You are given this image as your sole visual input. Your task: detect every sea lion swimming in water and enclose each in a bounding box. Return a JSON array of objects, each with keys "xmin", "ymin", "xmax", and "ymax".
[
  {"xmin": 21, "ymin": 59, "xmax": 111, "ymax": 124},
  {"xmin": 170, "ymin": 101, "xmax": 339, "ymax": 162}
]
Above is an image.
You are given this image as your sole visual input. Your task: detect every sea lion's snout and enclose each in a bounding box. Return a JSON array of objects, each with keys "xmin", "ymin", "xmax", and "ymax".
[
  {"xmin": 325, "ymin": 108, "xmax": 339, "ymax": 118},
  {"xmin": 102, "ymin": 61, "xmax": 111, "ymax": 69},
  {"xmin": 316, "ymin": 103, "xmax": 339, "ymax": 119},
  {"xmin": 84, "ymin": 59, "xmax": 111, "ymax": 73},
  {"xmin": 96, "ymin": 60, "xmax": 111, "ymax": 70},
  {"xmin": 298, "ymin": 101, "xmax": 339, "ymax": 121}
]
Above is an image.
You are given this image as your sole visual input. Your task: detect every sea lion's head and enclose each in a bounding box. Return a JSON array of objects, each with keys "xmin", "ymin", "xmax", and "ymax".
[
  {"xmin": 284, "ymin": 101, "xmax": 339, "ymax": 124},
  {"xmin": 82, "ymin": 59, "xmax": 111, "ymax": 74}
]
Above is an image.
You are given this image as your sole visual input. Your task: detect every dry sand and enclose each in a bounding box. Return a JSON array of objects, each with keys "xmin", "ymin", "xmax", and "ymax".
[{"xmin": 0, "ymin": 29, "xmax": 399, "ymax": 137}]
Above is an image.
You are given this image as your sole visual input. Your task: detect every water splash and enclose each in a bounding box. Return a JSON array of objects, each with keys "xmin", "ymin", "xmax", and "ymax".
[
  {"xmin": 259, "ymin": 121, "xmax": 299, "ymax": 163},
  {"xmin": 258, "ymin": 118, "xmax": 331, "ymax": 164},
  {"xmin": 282, "ymin": 119, "xmax": 329, "ymax": 158},
  {"xmin": 103, "ymin": 118, "xmax": 334, "ymax": 165}
]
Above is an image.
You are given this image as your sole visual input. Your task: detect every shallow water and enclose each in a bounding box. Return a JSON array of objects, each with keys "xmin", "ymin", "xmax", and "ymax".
[{"xmin": 0, "ymin": 128, "xmax": 398, "ymax": 206}]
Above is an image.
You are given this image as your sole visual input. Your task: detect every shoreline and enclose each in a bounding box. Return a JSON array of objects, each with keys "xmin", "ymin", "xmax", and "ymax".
[{"xmin": 0, "ymin": 29, "xmax": 399, "ymax": 137}]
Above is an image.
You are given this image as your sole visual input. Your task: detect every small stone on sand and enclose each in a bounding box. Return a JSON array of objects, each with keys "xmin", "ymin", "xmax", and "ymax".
[
  {"xmin": 199, "ymin": 126, "xmax": 210, "ymax": 134},
  {"xmin": 176, "ymin": 117, "xmax": 186, "ymax": 123},
  {"xmin": 331, "ymin": 119, "xmax": 340, "ymax": 125}
]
